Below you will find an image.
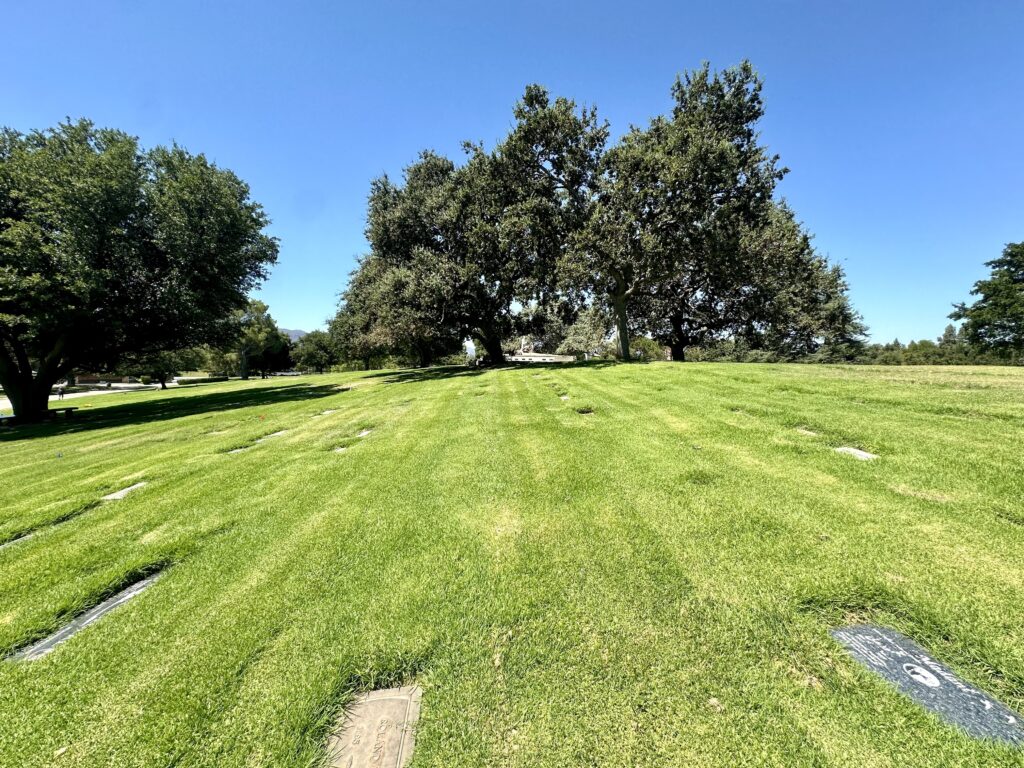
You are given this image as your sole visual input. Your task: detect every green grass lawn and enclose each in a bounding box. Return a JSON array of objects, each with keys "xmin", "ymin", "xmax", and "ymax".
[{"xmin": 2, "ymin": 363, "xmax": 1023, "ymax": 766}]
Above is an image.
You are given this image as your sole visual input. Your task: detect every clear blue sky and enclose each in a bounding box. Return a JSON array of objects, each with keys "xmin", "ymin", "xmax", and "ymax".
[{"xmin": 4, "ymin": 1, "xmax": 1022, "ymax": 342}]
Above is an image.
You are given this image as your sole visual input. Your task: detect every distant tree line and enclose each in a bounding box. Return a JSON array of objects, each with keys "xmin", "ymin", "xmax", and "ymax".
[
  {"xmin": 114, "ymin": 302, "xmax": 355, "ymax": 384},
  {"xmin": 684, "ymin": 323, "xmax": 1017, "ymax": 365},
  {"xmin": 680, "ymin": 240, "xmax": 1024, "ymax": 365},
  {"xmin": 4, "ymin": 77, "xmax": 1022, "ymax": 419},
  {"xmin": 329, "ymin": 62, "xmax": 866, "ymax": 367},
  {"xmin": 107, "ymin": 233, "xmax": 1024, "ymax": 378},
  {"xmin": 850, "ymin": 241, "xmax": 1024, "ymax": 366}
]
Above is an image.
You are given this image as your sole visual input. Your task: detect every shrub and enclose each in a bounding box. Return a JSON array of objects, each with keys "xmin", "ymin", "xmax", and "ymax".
[
  {"xmin": 626, "ymin": 337, "xmax": 666, "ymax": 361},
  {"xmin": 176, "ymin": 376, "xmax": 229, "ymax": 385}
]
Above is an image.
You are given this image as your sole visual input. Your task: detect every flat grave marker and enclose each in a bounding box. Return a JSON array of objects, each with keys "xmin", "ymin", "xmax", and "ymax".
[
  {"xmin": 357, "ymin": 429, "xmax": 372, "ymax": 438},
  {"xmin": 795, "ymin": 427, "xmax": 818, "ymax": 437},
  {"xmin": 835, "ymin": 446, "xmax": 878, "ymax": 461},
  {"xmin": 0, "ymin": 532, "xmax": 36, "ymax": 552},
  {"xmin": 832, "ymin": 625, "xmax": 1024, "ymax": 745},
  {"xmin": 255, "ymin": 430, "xmax": 288, "ymax": 443},
  {"xmin": 325, "ymin": 686, "xmax": 422, "ymax": 768},
  {"xmin": 101, "ymin": 482, "xmax": 147, "ymax": 501},
  {"xmin": 227, "ymin": 447, "xmax": 251, "ymax": 454},
  {"xmin": 11, "ymin": 573, "xmax": 162, "ymax": 661}
]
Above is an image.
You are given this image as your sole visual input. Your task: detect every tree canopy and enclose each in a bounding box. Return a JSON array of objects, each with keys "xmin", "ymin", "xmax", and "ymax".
[
  {"xmin": 331, "ymin": 63, "xmax": 865, "ymax": 367},
  {"xmin": 0, "ymin": 120, "xmax": 278, "ymax": 420},
  {"xmin": 333, "ymin": 87, "xmax": 607, "ymax": 366},
  {"xmin": 292, "ymin": 330, "xmax": 338, "ymax": 374},
  {"xmin": 232, "ymin": 300, "xmax": 291, "ymax": 379},
  {"xmin": 951, "ymin": 242, "xmax": 1024, "ymax": 354},
  {"xmin": 573, "ymin": 62, "xmax": 785, "ymax": 360}
]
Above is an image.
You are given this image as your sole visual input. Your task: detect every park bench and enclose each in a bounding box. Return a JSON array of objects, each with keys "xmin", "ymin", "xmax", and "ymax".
[{"xmin": 0, "ymin": 406, "xmax": 77, "ymax": 427}]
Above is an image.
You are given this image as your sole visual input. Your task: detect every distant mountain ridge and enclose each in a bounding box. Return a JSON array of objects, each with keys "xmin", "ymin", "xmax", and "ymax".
[{"xmin": 281, "ymin": 328, "xmax": 308, "ymax": 342}]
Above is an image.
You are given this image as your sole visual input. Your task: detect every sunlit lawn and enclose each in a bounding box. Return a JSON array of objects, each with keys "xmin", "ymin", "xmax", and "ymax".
[{"xmin": 1, "ymin": 363, "xmax": 1023, "ymax": 766}]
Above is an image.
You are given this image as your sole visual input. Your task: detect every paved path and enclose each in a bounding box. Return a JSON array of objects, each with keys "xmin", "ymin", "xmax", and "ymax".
[{"xmin": 0, "ymin": 385, "xmax": 162, "ymax": 415}]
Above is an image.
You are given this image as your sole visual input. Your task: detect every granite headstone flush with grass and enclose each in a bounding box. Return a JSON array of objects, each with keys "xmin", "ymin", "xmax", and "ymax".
[{"xmin": 832, "ymin": 625, "xmax": 1024, "ymax": 745}]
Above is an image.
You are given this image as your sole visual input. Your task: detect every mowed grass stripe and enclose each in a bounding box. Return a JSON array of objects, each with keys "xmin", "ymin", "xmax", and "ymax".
[
  {"xmin": 3, "ymin": 379, "xmax": 427, "ymax": 762},
  {"xmin": 1, "ymin": 366, "xmax": 1023, "ymax": 766},
  {"xmin": 96, "ymin": 370, "xmax": 456, "ymax": 765}
]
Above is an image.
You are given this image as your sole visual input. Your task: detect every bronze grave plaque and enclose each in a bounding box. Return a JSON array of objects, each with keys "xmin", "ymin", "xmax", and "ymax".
[{"xmin": 326, "ymin": 686, "xmax": 422, "ymax": 767}]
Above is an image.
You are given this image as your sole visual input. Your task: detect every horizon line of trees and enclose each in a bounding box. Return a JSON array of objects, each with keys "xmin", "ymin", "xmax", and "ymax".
[
  {"xmin": 0, "ymin": 115, "xmax": 358, "ymax": 421},
  {"xmin": 328, "ymin": 62, "xmax": 867, "ymax": 368},
  {"xmin": 4, "ymin": 70, "xmax": 1022, "ymax": 419},
  {"xmin": 111, "ymin": 302, "xmax": 352, "ymax": 385},
  {"xmin": 688, "ymin": 323, "xmax": 1019, "ymax": 366},
  {"xmin": 102, "ymin": 308, "xmax": 1024, "ymax": 384}
]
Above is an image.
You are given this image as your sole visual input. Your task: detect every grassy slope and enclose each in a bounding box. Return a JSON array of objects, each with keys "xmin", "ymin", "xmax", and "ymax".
[{"xmin": 1, "ymin": 363, "xmax": 1023, "ymax": 767}]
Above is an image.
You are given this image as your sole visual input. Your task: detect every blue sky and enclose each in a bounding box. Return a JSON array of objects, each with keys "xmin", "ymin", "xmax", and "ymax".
[{"xmin": 4, "ymin": 1, "xmax": 1022, "ymax": 342}]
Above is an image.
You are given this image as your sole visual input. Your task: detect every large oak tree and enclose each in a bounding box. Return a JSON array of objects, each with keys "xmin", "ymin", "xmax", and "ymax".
[
  {"xmin": 334, "ymin": 65, "xmax": 864, "ymax": 367},
  {"xmin": 638, "ymin": 201, "xmax": 866, "ymax": 360},
  {"xmin": 0, "ymin": 120, "xmax": 277, "ymax": 421},
  {"xmin": 573, "ymin": 62, "xmax": 784, "ymax": 359},
  {"xmin": 337, "ymin": 87, "xmax": 605, "ymax": 364}
]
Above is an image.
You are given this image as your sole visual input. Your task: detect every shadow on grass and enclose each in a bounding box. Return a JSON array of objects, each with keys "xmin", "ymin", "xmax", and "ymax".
[
  {"xmin": 362, "ymin": 359, "xmax": 619, "ymax": 386},
  {"xmin": 0, "ymin": 383, "xmax": 338, "ymax": 442}
]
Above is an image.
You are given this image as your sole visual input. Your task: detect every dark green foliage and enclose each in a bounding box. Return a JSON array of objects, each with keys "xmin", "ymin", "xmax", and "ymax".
[
  {"xmin": 688, "ymin": 324, "xmax": 1015, "ymax": 365},
  {"xmin": 0, "ymin": 120, "xmax": 277, "ymax": 420},
  {"xmin": 332, "ymin": 87, "xmax": 606, "ymax": 365},
  {"xmin": 292, "ymin": 330, "xmax": 337, "ymax": 374},
  {"xmin": 556, "ymin": 305, "xmax": 613, "ymax": 358},
  {"xmin": 574, "ymin": 62, "xmax": 786, "ymax": 360},
  {"xmin": 459, "ymin": 86, "xmax": 606, "ymax": 360},
  {"xmin": 628, "ymin": 336, "xmax": 666, "ymax": 361},
  {"xmin": 332, "ymin": 64, "xmax": 866, "ymax": 369},
  {"xmin": 117, "ymin": 348, "xmax": 206, "ymax": 389},
  {"xmin": 329, "ymin": 247, "xmax": 462, "ymax": 369},
  {"xmin": 952, "ymin": 242, "xmax": 1024, "ymax": 354},
  {"xmin": 174, "ymin": 376, "xmax": 229, "ymax": 385},
  {"xmin": 234, "ymin": 301, "xmax": 291, "ymax": 378},
  {"xmin": 729, "ymin": 203, "xmax": 866, "ymax": 362},
  {"xmin": 856, "ymin": 327, "xmax": 1016, "ymax": 365}
]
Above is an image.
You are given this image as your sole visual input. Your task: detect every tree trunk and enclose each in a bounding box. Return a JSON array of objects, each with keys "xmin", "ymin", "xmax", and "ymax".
[
  {"xmin": 0, "ymin": 337, "xmax": 64, "ymax": 422},
  {"xmin": 417, "ymin": 345, "xmax": 432, "ymax": 368},
  {"xmin": 416, "ymin": 344, "xmax": 435, "ymax": 368},
  {"xmin": 668, "ymin": 319, "xmax": 690, "ymax": 363},
  {"xmin": 612, "ymin": 293, "xmax": 631, "ymax": 361},
  {"xmin": 2, "ymin": 375, "xmax": 54, "ymax": 423},
  {"xmin": 480, "ymin": 332, "xmax": 505, "ymax": 364},
  {"xmin": 2, "ymin": 379, "xmax": 27, "ymax": 420},
  {"xmin": 158, "ymin": 374, "xmax": 168, "ymax": 389},
  {"xmin": 239, "ymin": 349, "xmax": 250, "ymax": 380}
]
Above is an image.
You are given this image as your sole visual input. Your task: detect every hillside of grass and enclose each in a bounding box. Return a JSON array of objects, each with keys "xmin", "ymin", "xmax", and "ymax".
[{"xmin": 1, "ymin": 363, "xmax": 1023, "ymax": 766}]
